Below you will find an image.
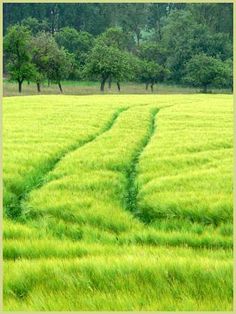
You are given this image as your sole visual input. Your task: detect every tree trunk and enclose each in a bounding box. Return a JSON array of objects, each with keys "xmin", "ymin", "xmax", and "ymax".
[
  {"xmin": 203, "ymin": 84, "xmax": 208, "ymax": 93},
  {"xmin": 117, "ymin": 82, "xmax": 121, "ymax": 92},
  {"xmin": 151, "ymin": 83, "xmax": 154, "ymax": 92},
  {"xmin": 37, "ymin": 82, "xmax": 41, "ymax": 93},
  {"xmin": 108, "ymin": 76, "xmax": 112, "ymax": 89},
  {"xmin": 18, "ymin": 80, "xmax": 23, "ymax": 93},
  {"xmin": 157, "ymin": 20, "xmax": 162, "ymax": 41},
  {"xmin": 27, "ymin": 81, "xmax": 30, "ymax": 85},
  {"xmin": 100, "ymin": 77, "xmax": 107, "ymax": 92},
  {"xmin": 48, "ymin": 80, "xmax": 50, "ymax": 87},
  {"xmin": 136, "ymin": 32, "xmax": 141, "ymax": 47},
  {"xmin": 58, "ymin": 82, "xmax": 63, "ymax": 93},
  {"xmin": 145, "ymin": 83, "xmax": 149, "ymax": 90}
]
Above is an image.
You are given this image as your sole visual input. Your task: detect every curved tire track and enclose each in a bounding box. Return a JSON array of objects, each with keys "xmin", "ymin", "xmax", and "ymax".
[{"xmin": 7, "ymin": 107, "xmax": 126, "ymax": 220}]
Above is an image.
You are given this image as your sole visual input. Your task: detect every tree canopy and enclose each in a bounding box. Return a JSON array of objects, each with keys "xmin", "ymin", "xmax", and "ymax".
[
  {"xmin": 3, "ymin": 3, "xmax": 233, "ymax": 93},
  {"xmin": 4, "ymin": 25, "xmax": 36, "ymax": 92},
  {"xmin": 184, "ymin": 53, "xmax": 232, "ymax": 92}
]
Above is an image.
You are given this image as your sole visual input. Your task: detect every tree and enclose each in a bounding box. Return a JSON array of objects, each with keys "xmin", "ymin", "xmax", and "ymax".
[
  {"xmin": 137, "ymin": 42, "xmax": 168, "ymax": 91},
  {"xmin": 85, "ymin": 43, "xmax": 134, "ymax": 91},
  {"xmin": 138, "ymin": 60, "xmax": 167, "ymax": 91},
  {"xmin": 161, "ymin": 8, "xmax": 232, "ymax": 84},
  {"xmin": 184, "ymin": 53, "xmax": 232, "ymax": 92},
  {"xmin": 96, "ymin": 27, "xmax": 135, "ymax": 88},
  {"xmin": 55, "ymin": 27, "xmax": 94, "ymax": 67},
  {"xmin": 21, "ymin": 17, "xmax": 50, "ymax": 35},
  {"xmin": 161, "ymin": 10, "xmax": 198, "ymax": 83},
  {"xmin": 31, "ymin": 32, "xmax": 59, "ymax": 92},
  {"xmin": 74, "ymin": 31, "xmax": 95, "ymax": 64},
  {"xmin": 4, "ymin": 25, "xmax": 35, "ymax": 93},
  {"xmin": 188, "ymin": 3, "xmax": 233, "ymax": 37},
  {"xmin": 97, "ymin": 27, "xmax": 133, "ymax": 51},
  {"xmin": 47, "ymin": 46, "xmax": 73, "ymax": 93},
  {"xmin": 224, "ymin": 59, "xmax": 233, "ymax": 91},
  {"xmin": 55, "ymin": 27, "xmax": 81, "ymax": 54},
  {"xmin": 147, "ymin": 3, "xmax": 168, "ymax": 41},
  {"xmin": 120, "ymin": 4, "xmax": 148, "ymax": 46},
  {"xmin": 32, "ymin": 31, "xmax": 73, "ymax": 92},
  {"xmin": 138, "ymin": 42, "xmax": 167, "ymax": 65}
]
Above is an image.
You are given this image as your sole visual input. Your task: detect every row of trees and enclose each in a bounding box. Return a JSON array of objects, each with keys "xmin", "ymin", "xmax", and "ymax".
[{"xmin": 4, "ymin": 3, "xmax": 233, "ymax": 93}]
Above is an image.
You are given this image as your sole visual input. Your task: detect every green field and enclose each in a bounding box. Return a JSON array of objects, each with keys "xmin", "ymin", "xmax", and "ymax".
[{"xmin": 3, "ymin": 94, "xmax": 233, "ymax": 310}]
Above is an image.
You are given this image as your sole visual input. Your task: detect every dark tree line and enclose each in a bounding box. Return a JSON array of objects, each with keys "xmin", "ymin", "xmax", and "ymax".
[
  {"xmin": 3, "ymin": 3, "xmax": 233, "ymax": 37},
  {"xmin": 3, "ymin": 3, "xmax": 233, "ymax": 93}
]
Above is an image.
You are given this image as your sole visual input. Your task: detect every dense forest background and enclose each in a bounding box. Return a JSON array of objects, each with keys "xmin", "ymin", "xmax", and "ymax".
[{"xmin": 3, "ymin": 3, "xmax": 233, "ymax": 93}]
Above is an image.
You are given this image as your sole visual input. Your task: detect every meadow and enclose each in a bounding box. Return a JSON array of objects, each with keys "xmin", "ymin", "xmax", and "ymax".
[
  {"xmin": 3, "ymin": 94, "xmax": 233, "ymax": 311},
  {"xmin": 3, "ymin": 80, "xmax": 231, "ymax": 97}
]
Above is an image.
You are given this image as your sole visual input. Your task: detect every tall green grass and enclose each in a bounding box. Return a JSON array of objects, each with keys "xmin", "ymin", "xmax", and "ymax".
[
  {"xmin": 3, "ymin": 96, "xmax": 124, "ymax": 219},
  {"xmin": 3, "ymin": 94, "xmax": 233, "ymax": 310},
  {"xmin": 4, "ymin": 254, "xmax": 232, "ymax": 311},
  {"xmin": 136, "ymin": 96, "xmax": 232, "ymax": 231}
]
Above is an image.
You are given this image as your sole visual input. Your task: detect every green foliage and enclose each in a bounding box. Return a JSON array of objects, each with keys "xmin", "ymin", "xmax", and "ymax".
[
  {"xmin": 184, "ymin": 53, "xmax": 232, "ymax": 92},
  {"xmin": 138, "ymin": 60, "xmax": 167, "ymax": 91},
  {"xmin": 97, "ymin": 27, "xmax": 134, "ymax": 51},
  {"xmin": 46, "ymin": 47, "xmax": 73, "ymax": 91},
  {"xmin": 85, "ymin": 43, "xmax": 135, "ymax": 90},
  {"xmin": 55, "ymin": 27, "xmax": 94, "ymax": 60},
  {"xmin": 137, "ymin": 42, "xmax": 169, "ymax": 90},
  {"xmin": 21, "ymin": 17, "xmax": 50, "ymax": 35},
  {"xmin": 119, "ymin": 4, "xmax": 148, "ymax": 46},
  {"xmin": 147, "ymin": 4, "xmax": 168, "ymax": 41},
  {"xmin": 188, "ymin": 3, "xmax": 233, "ymax": 36},
  {"xmin": 55, "ymin": 27, "xmax": 81, "ymax": 53},
  {"xmin": 31, "ymin": 32, "xmax": 56, "ymax": 86},
  {"xmin": 138, "ymin": 42, "xmax": 167, "ymax": 65},
  {"xmin": 4, "ymin": 25, "xmax": 36, "ymax": 92},
  {"xmin": 161, "ymin": 9, "xmax": 232, "ymax": 84},
  {"xmin": 31, "ymin": 32, "xmax": 73, "ymax": 91},
  {"xmin": 54, "ymin": 28, "xmax": 95, "ymax": 79},
  {"xmin": 3, "ymin": 4, "xmax": 233, "ymax": 92},
  {"xmin": 162, "ymin": 10, "xmax": 198, "ymax": 82}
]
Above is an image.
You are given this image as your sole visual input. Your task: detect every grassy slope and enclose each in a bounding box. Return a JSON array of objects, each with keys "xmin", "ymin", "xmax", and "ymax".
[{"xmin": 3, "ymin": 94, "xmax": 233, "ymax": 310}]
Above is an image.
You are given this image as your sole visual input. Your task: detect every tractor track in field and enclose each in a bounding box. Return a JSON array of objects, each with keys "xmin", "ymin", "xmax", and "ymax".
[
  {"xmin": 124, "ymin": 107, "xmax": 159, "ymax": 220},
  {"xmin": 8, "ymin": 104, "xmax": 166, "ymax": 222},
  {"xmin": 122, "ymin": 102, "xmax": 192, "ymax": 221},
  {"xmin": 8, "ymin": 107, "xmax": 127, "ymax": 221}
]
